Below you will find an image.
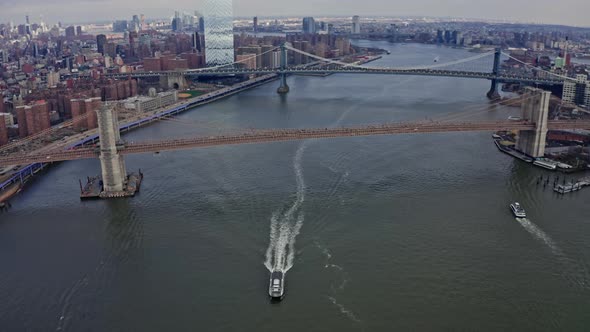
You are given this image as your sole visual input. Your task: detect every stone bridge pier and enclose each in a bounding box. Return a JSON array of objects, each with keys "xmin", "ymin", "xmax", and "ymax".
[
  {"xmin": 160, "ymin": 72, "xmax": 188, "ymax": 90},
  {"xmin": 516, "ymin": 87, "xmax": 550, "ymax": 158},
  {"xmin": 97, "ymin": 105, "xmax": 127, "ymax": 193}
]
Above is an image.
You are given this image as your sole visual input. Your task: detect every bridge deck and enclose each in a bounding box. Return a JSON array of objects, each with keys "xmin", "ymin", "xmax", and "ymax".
[{"xmin": 0, "ymin": 120, "xmax": 588, "ymax": 167}]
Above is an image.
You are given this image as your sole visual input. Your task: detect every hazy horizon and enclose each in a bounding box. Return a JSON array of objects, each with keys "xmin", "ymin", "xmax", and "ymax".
[{"xmin": 0, "ymin": 0, "xmax": 588, "ymax": 27}]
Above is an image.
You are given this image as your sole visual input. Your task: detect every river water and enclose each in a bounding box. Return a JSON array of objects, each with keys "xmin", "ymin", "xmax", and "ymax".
[{"xmin": 1, "ymin": 41, "xmax": 589, "ymax": 331}]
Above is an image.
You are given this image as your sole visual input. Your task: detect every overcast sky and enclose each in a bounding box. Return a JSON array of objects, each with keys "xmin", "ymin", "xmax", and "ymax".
[{"xmin": 0, "ymin": 0, "xmax": 588, "ymax": 27}]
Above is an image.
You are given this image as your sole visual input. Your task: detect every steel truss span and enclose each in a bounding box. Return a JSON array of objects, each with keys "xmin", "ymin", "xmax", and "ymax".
[
  {"xmin": 1, "ymin": 120, "xmax": 589, "ymax": 167},
  {"xmin": 105, "ymin": 45, "xmax": 572, "ymax": 86}
]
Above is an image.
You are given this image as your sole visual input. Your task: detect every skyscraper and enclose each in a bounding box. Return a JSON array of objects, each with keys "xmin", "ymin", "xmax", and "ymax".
[
  {"xmin": 97, "ymin": 34, "xmax": 107, "ymax": 55},
  {"xmin": 253, "ymin": 16, "xmax": 258, "ymax": 33},
  {"xmin": 132, "ymin": 15, "xmax": 140, "ymax": 32},
  {"xmin": 172, "ymin": 11, "xmax": 183, "ymax": 32},
  {"xmin": 204, "ymin": 0, "xmax": 235, "ymax": 66},
  {"xmin": 192, "ymin": 32, "xmax": 202, "ymax": 52},
  {"xmin": 351, "ymin": 16, "xmax": 361, "ymax": 34},
  {"xmin": 199, "ymin": 17, "xmax": 205, "ymax": 33},
  {"xmin": 302, "ymin": 17, "xmax": 316, "ymax": 34},
  {"xmin": 65, "ymin": 26, "xmax": 75, "ymax": 38}
]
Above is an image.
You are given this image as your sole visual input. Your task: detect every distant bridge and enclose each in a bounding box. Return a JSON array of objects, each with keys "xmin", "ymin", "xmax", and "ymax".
[
  {"xmin": 107, "ymin": 44, "xmax": 571, "ymax": 97},
  {"xmin": 108, "ymin": 67, "xmax": 566, "ymax": 86}
]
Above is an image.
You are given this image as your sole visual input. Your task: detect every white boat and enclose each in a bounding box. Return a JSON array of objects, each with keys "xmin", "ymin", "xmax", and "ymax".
[
  {"xmin": 510, "ymin": 202, "xmax": 526, "ymax": 218},
  {"xmin": 533, "ymin": 159, "xmax": 557, "ymax": 170},
  {"xmin": 508, "ymin": 116, "xmax": 522, "ymax": 121},
  {"xmin": 268, "ymin": 271, "xmax": 285, "ymax": 300}
]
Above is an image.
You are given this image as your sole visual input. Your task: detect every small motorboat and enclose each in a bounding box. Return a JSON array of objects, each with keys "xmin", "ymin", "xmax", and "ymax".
[
  {"xmin": 510, "ymin": 202, "xmax": 526, "ymax": 218},
  {"xmin": 268, "ymin": 270, "xmax": 285, "ymax": 300}
]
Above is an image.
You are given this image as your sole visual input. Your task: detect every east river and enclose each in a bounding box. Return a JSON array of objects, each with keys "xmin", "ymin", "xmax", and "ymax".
[{"xmin": 1, "ymin": 41, "xmax": 589, "ymax": 331}]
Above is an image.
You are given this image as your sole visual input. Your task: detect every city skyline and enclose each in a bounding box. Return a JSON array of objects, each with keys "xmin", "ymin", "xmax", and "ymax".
[{"xmin": 0, "ymin": 0, "xmax": 589, "ymax": 27}]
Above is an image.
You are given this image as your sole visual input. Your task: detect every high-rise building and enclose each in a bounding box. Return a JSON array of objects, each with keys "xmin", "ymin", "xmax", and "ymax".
[
  {"xmin": 172, "ymin": 11, "xmax": 183, "ymax": 32},
  {"xmin": 199, "ymin": 16, "xmax": 205, "ymax": 33},
  {"xmin": 351, "ymin": 16, "xmax": 361, "ymax": 34},
  {"xmin": 237, "ymin": 46, "xmax": 262, "ymax": 68},
  {"xmin": 236, "ymin": 54, "xmax": 257, "ymax": 69},
  {"xmin": 192, "ymin": 32, "xmax": 202, "ymax": 52},
  {"xmin": 436, "ymin": 29, "xmax": 444, "ymax": 43},
  {"xmin": 76, "ymin": 26, "xmax": 82, "ymax": 36},
  {"xmin": 132, "ymin": 15, "xmax": 140, "ymax": 32},
  {"xmin": 128, "ymin": 31, "xmax": 138, "ymax": 58},
  {"xmin": 261, "ymin": 45, "xmax": 274, "ymax": 68},
  {"xmin": 253, "ymin": 16, "xmax": 258, "ymax": 33},
  {"xmin": 172, "ymin": 17, "xmax": 183, "ymax": 32},
  {"xmin": 204, "ymin": 0, "xmax": 235, "ymax": 66},
  {"xmin": 562, "ymin": 74, "xmax": 590, "ymax": 108},
  {"xmin": 271, "ymin": 50, "xmax": 281, "ymax": 69},
  {"xmin": 65, "ymin": 26, "xmax": 76, "ymax": 38},
  {"xmin": 0, "ymin": 116, "xmax": 7, "ymax": 146},
  {"xmin": 302, "ymin": 17, "xmax": 316, "ymax": 34},
  {"xmin": 444, "ymin": 30, "xmax": 452, "ymax": 44},
  {"xmin": 113, "ymin": 20, "xmax": 128, "ymax": 33},
  {"xmin": 96, "ymin": 34, "xmax": 107, "ymax": 55}
]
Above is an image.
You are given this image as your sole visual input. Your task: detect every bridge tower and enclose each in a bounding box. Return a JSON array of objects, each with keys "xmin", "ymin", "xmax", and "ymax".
[
  {"xmin": 160, "ymin": 72, "xmax": 188, "ymax": 90},
  {"xmin": 277, "ymin": 43, "xmax": 290, "ymax": 94},
  {"xmin": 486, "ymin": 48, "xmax": 502, "ymax": 100},
  {"xmin": 96, "ymin": 105, "xmax": 127, "ymax": 193},
  {"xmin": 516, "ymin": 87, "xmax": 550, "ymax": 158}
]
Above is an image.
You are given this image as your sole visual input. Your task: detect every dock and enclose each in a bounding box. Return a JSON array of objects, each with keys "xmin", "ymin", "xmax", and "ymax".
[
  {"xmin": 553, "ymin": 177, "xmax": 590, "ymax": 194},
  {"xmin": 80, "ymin": 170, "xmax": 143, "ymax": 200},
  {"xmin": 493, "ymin": 138, "xmax": 533, "ymax": 163}
]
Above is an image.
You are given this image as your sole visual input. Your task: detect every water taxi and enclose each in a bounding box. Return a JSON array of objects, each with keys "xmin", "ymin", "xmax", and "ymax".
[
  {"xmin": 268, "ymin": 271, "xmax": 285, "ymax": 300},
  {"xmin": 510, "ymin": 202, "xmax": 526, "ymax": 218}
]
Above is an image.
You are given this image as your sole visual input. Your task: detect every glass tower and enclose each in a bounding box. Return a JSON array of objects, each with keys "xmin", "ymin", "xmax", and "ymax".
[{"xmin": 204, "ymin": 0, "xmax": 235, "ymax": 67}]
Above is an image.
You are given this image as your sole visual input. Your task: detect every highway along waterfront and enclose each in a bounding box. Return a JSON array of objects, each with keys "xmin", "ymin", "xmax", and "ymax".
[{"xmin": 1, "ymin": 42, "xmax": 589, "ymax": 331}]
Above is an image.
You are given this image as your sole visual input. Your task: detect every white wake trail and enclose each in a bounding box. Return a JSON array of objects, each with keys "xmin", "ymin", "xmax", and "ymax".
[
  {"xmin": 285, "ymin": 214, "xmax": 304, "ymax": 272},
  {"xmin": 264, "ymin": 213, "xmax": 280, "ymax": 271},
  {"xmin": 516, "ymin": 218, "xmax": 589, "ymax": 289},
  {"xmin": 264, "ymin": 143, "xmax": 308, "ymax": 273},
  {"xmin": 516, "ymin": 218, "xmax": 563, "ymax": 256},
  {"xmin": 263, "ymin": 88, "xmax": 373, "ymax": 273}
]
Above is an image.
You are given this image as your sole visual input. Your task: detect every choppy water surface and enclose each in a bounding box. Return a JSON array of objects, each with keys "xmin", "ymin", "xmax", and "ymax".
[{"xmin": 1, "ymin": 42, "xmax": 589, "ymax": 331}]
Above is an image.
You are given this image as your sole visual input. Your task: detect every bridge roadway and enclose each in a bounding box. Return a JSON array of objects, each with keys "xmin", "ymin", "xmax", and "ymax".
[
  {"xmin": 107, "ymin": 68, "xmax": 566, "ymax": 85},
  {"xmin": 0, "ymin": 120, "xmax": 588, "ymax": 167}
]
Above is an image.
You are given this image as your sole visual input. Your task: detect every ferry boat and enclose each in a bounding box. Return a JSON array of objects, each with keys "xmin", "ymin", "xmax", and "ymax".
[
  {"xmin": 268, "ymin": 271, "xmax": 285, "ymax": 300},
  {"xmin": 510, "ymin": 202, "xmax": 527, "ymax": 218}
]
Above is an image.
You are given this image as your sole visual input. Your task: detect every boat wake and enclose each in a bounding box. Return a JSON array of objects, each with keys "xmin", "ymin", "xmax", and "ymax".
[
  {"xmin": 264, "ymin": 89, "xmax": 373, "ymax": 276},
  {"xmin": 516, "ymin": 218, "xmax": 589, "ymax": 289},
  {"xmin": 328, "ymin": 296, "xmax": 362, "ymax": 324},
  {"xmin": 516, "ymin": 218, "xmax": 563, "ymax": 256},
  {"xmin": 264, "ymin": 144, "xmax": 307, "ymax": 273},
  {"xmin": 317, "ymin": 242, "xmax": 362, "ymax": 324}
]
